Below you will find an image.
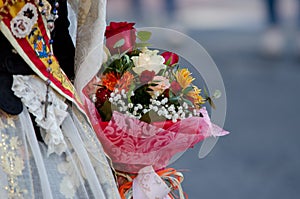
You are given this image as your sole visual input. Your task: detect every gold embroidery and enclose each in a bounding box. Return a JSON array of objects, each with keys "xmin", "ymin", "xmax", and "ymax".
[
  {"xmin": 6, "ymin": 117, "xmax": 16, "ymax": 129},
  {"xmin": 0, "ymin": 111, "xmax": 27, "ymax": 198},
  {"xmin": 77, "ymin": 0, "xmax": 91, "ymax": 26},
  {"xmin": 0, "ymin": 109, "xmax": 17, "ymax": 129},
  {"xmin": 0, "ymin": 133, "xmax": 27, "ymax": 198},
  {"xmin": 0, "ymin": 0, "xmax": 27, "ymax": 19}
]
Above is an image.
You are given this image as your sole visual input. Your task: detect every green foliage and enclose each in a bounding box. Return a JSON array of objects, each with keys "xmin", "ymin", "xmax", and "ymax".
[
  {"xmin": 140, "ymin": 110, "xmax": 166, "ymax": 123},
  {"xmin": 97, "ymin": 101, "xmax": 117, "ymax": 122},
  {"xmin": 103, "ymin": 54, "xmax": 135, "ymax": 76},
  {"xmin": 203, "ymin": 87, "xmax": 218, "ymax": 109},
  {"xmin": 169, "ymin": 96, "xmax": 180, "ymax": 104},
  {"xmin": 207, "ymin": 97, "xmax": 216, "ymax": 109},
  {"xmin": 203, "ymin": 87, "xmax": 209, "ymax": 97},
  {"xmin": 182, "ymin": 98, "xmax": 194, "ymax": 107},
  {"xmin": 135, "ymin": 31, "xmax": 152, "ymax": 48},
  {"xmin": 165, "ymin": 57, "xmax": 172, "ymax": 66},
  {"xmin": 137, "ymin": 31, "xmax": 152, "ymax": 42},
  {"xmin": 135, "ymin": 42, "xmax": 152, "ymax": 48},
  {"xmin": 130, "ymin": 85, "xmax": 152, "ymax": 106},
  {"xmin": 182, "ymin": 86, "xmax": 194, "ymax": 95},
  {"xmin": 127, "ymin": 49, "xmax": 142, "ymax": 57}
]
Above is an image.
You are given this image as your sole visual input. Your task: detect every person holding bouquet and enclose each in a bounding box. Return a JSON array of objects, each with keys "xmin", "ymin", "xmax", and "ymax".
[{"xmin": 0, "ymin": 0, "xmax": 120, "ymax": 198}]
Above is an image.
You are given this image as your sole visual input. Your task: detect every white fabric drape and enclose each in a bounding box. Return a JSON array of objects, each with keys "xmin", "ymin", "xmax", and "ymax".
[
  {"xmin": 69, "ymin": 0, "xmax": 107, "ymax": 99},
  {"xmin": 20, "ymin": 107, "xmax": 54, "ymax": 199},
  {"xmin": 0, "ymin": 0, "xmax": 121, "ymax": 198},
  {"xmin": 0, "ymin": 75, "xmax": 120, "ymax": 198}
]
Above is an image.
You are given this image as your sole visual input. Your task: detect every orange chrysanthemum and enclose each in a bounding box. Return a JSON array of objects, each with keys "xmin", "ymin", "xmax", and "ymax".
[
  {"xmin": 187, "ymin": 86, "xmax": 205, "ymax": 108},
  {"xmin": 175, "ymin": 68, "xmax": 194, "ymax": 89},
  {"xmin": 116, "ymin": 71, "xmax": 134, "ymax": 92},
  {"xmin": 101, "ymin": 72, "xmax": 120, "ymax": 91}
]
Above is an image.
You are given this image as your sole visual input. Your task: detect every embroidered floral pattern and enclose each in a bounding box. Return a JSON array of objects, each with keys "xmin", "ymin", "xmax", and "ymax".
[{"xmin": 0, "ymin": 112, "xmax": 28, "ymax": 198}]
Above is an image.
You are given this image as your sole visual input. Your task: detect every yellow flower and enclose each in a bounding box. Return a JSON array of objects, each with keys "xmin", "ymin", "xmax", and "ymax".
[
  {"xmin": 175, "ymin": 68, "xmax": 194, "ymax": 89},
  {"xmin": 187, "ymin": 86, "xmax": 205, "ymax": 108}
]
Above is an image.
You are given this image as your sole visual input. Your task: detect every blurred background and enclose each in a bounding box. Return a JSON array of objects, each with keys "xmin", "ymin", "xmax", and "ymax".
[{"xmin": 107, "ymin": 0, "xmax": 300, "ymax": 198}]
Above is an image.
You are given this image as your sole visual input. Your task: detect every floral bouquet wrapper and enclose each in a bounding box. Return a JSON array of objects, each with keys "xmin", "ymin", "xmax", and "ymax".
[
  {"xmin": 85, "ymin": 98, "xmax": 228, "ymax": 198},
  {"xmin": 95, "ymin": 108, "xmax": 227, "ymax": 173},
  {"xmin": 83, "ymin": 21, "xmax": 229, "ymax": 199}
]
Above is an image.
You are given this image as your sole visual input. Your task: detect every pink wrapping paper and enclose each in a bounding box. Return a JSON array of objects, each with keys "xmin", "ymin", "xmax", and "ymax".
[{"xmin": 84, "ymin": 96, "xmax": 228, "ymax": 173}]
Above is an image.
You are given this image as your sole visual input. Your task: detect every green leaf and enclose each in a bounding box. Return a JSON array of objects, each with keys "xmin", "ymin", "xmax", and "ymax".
[
  {"xmin": 127, "ymin": 49, "xmax": 142, "ymax": 57},
  {"xmin": 137, "ymin": 31, "xmax": 152, "ymax": 42},
  {"xmin": 113, "ymin": 38, "xmax": 125, "ymax": 49},
  {"xmin": 140, "ymin": 110, "xmax": 165, "ymax": 123},
  {"xmin": 169, "ymin": 96, "xmax": 180, "ymax": 103},
  {"xmin": 182, "ymin": 98, "xmax": 194, "ymax": 107},
  {"xmin": 98, "ymin": 101, "xmax": 118, "ymax": 121},
  {"xmin": 165, "ymin": 57, "xmax": 172, "ymax": 66},
  {"xmin": 183, "ymin": 87, "xmax": 194, "ymax": 95},
  {"xmin": 124, "ymin": 54, "xmax": 131, "ymax": 64},
  {"xmin": 207, "ymin": 97, "xmax": 216, "ymax": 109},
  {"xmin": 203, "ymin": 87, "xmax": 209, "ymax": 97},
  {"xmin": 135, "ymin": 42, "xmax": 151, "ymax": 48},
  {"xmin": 127, "ymin": 83, "xmax": 136, "ymax": 102}
]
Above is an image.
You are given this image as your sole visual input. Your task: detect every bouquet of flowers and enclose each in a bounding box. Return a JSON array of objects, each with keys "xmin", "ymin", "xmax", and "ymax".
[{"xmin": 84, "ymin": 22, "xmax": 229, "ymax": 199}]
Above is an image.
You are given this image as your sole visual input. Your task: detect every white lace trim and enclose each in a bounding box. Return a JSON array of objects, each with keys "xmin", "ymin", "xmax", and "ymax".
[{"xmin": 12, "ymin": 75, "xmax": 68, "ymax": 155}]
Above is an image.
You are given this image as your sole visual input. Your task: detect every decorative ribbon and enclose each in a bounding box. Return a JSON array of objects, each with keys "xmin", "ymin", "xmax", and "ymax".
[{"xmin": 118, "ymin": 166, "xmax": 186, "ymax": 199}]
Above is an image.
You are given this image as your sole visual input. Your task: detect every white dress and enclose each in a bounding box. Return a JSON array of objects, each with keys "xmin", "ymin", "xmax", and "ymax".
[
  {"xmin": 0, "ymin": 75, "xmax": 120, "ymax": 199},
  {"xmin": 0, "ymin": 0, "xmax": 120, "ymax": 198}
]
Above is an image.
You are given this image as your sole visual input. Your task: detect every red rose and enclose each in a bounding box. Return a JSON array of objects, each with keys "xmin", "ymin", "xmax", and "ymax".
[
  {"xmin": 105, "ymin": 22, "xmax": 136, "ymax": 54},
  {"xmin": 162, "ymin": 89, "xmax": 170, "ymax": 98},
  {"xmin": 161, "ymin": 51, "xmax": 179, "ymax": 66},
  {"xmin": 95, "ymin": 87, "xmax": 112, "ymax": 109},
  {"xmin": 170, "ymin": 81, "xmax": 182, "ymax": 94},
  {"xmin": 140, "ymin": 70, "xmax": 155, "ymax": 84}
]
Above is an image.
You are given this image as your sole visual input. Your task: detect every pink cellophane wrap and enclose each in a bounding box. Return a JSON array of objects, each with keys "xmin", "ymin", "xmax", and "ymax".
[{"xmin": 84, "ymin": 97, "xmax": 228, "ymax": 173}]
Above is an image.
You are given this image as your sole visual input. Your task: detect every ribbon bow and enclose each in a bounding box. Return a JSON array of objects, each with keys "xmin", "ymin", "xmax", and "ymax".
[{"xmin": 118, "ymin": 166, "xmax": 186, "ymax": 199}]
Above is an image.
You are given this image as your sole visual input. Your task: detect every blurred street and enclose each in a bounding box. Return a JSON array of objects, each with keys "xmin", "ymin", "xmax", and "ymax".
[
  {"xmin": 173, "ymin": 29, "xmax": 300, "ymax": 199},
  {"xmin": 107, "ymin": 0, "xmax": 300, "ymax": 198}
]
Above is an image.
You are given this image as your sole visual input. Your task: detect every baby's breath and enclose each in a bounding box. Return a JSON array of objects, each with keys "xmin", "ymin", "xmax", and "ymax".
[{"xmin": 108, "ymin": 88, "xmax": 201, "ymax": 122}]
